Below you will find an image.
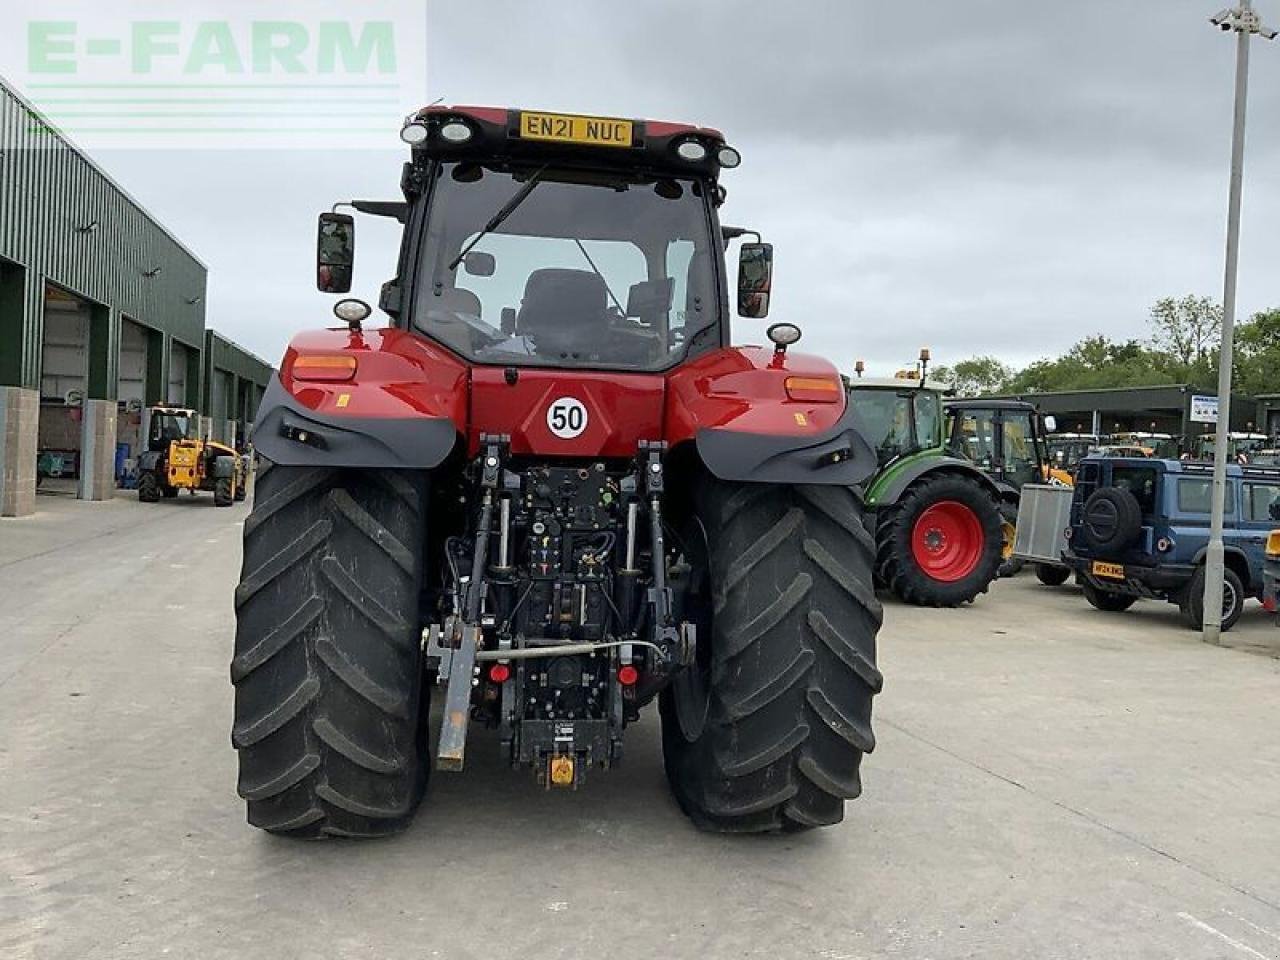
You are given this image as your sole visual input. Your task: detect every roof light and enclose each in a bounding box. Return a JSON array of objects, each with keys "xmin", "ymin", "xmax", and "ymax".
[
  {"xmin": 767, "ymin": 323, "xmax": 803, "ymax": 348},
  {"xmin": 292, "ymin": 354, "xmax": 356, "ymax": 382},
  {"xmin": 439, "ymin": 120, "xmax": 474, "ymax": 143},
  {"xmin": 333, "ymin": 299, "xmax": 372, "ymax": 325},
  {"xmin": 717, "ymin": 145, "xmax": 741, "ymax": 168},
  {"xmin": 676, "ymin": 139, "xmax": 708, "ymax": 162},
  {"xmin": 400, "ymin": 122, "xmax": 428, "ymax": 145}
]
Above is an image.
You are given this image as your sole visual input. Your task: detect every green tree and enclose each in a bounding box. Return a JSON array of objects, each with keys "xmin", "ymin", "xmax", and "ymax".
[
  {"xmin": 935, "ymin": 355, "xmax": 1013, "ymax": 396},
  {"xmin": 1148, "ymin": 295, "xmax": 1222, "ymax": 371},
  {"xmin": 1235, "ymin": 307, "xmax": 1280, "ymax": 396}
]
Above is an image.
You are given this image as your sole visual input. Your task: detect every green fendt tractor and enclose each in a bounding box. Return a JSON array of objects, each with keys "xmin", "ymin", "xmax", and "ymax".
[{"xmin": 847, "ymin": 366, "xmax": 1003, "ymax": 607}]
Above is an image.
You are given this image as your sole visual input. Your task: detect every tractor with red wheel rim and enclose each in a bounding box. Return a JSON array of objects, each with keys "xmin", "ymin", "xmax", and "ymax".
[
  {"xmin": 230, "ymin": 105, "xmax": 885, "ymax": 838},
  {"xmin": 847, "ymin": 369, "xmax": 1004, "ymax": 606}
]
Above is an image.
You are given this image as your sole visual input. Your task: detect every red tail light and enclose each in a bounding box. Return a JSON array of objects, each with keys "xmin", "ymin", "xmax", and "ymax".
[
  {"xmin": 617, "ymin": 665, "xmax": 639, "ymax": 686},
  {"xmin": 488, "ymin": 663, "xmax": 511, "ymax": 684}
]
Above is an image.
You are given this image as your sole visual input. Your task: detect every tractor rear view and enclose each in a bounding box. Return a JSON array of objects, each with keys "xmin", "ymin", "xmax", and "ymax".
[
  {"xmin": 230, "ymin": 106, "xmax": 884, "ymax": 837},
  {"xmin": 137, "ymin": 407, "xmax": 245, "ymax": 506}
]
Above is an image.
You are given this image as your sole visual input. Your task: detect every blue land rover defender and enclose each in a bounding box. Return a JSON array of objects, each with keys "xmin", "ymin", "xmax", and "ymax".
[{"xmin": 1063, "ymin": 457, "xmax": 1280, "ymax": 631}]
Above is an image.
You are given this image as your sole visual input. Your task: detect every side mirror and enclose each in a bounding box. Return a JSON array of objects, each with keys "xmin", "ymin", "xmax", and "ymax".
[
  {"xmin": 463, "ymin": 251, "xmax": 495, "ymax": 277},
  {"xmin": 737, "ymin": 242, "xmax": 773, "ymax": 319},
  {"xmin": 1043, "ymin": 415, "xmax": 1057, "ymax": 433},
  {"xmin": 317, "ymin": 212, "xmax": 355, "ymax": 293}
]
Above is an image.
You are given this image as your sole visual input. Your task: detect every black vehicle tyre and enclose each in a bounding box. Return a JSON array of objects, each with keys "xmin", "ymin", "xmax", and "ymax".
[
  {"xmin": 1081, "ymin": 487, "xmax": 1142, "ymax": 552},
  {"xmin": 876, "ymin": 472, "xmax": 1004, "ymax": 607},
  {"xmin": 997, "ymin": 501, "xmax": 1025, "ymax": 578},
  {"xmin": 1035, "ymin": 563, "xmax": 1071, "ymax": 587},
  {"xmin": 214, "ymin": 477, "xmax": 234, "ymax": 507},
  {"xmin": 162, "ymin": 485, "xmax": 179, "ymax": 499},
  {"xmin": 1083, "ymin": 581, "xmax": 1136, "ymax": 612},
  {"xmin": 1179, "ymin": 565, "xmax": 1245, "ymax": 632},
  {"xmin": 661, "ymin": 480, "xmax": 883, "ymax": 833},
  {"xmin": 231, "ymin": 457, "xmax": 430, "ymax": 837},
  {"xmin": 138, "ymin": 472, "xmax": 161, "ymax": 503}
]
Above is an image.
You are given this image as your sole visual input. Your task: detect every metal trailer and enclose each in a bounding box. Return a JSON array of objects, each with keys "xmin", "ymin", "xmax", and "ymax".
[{"xmin": 1013, "ymin": 484, "xmax": 1075, "ymax": 586}]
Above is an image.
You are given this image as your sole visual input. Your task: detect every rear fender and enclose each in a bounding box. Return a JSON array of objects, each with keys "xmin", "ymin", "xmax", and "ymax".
[
  {"xmin": 212, "ymin": 455, "xmax": 236, "ymax": 479},
  {"xmin": 870, "ymin": 457, "xmax": 1002, "ymax": 508},
  {"xmin": 665, "ymin": 346, "xmax": 877, "ymax": 486},
  {"xmin": 251, "ymin": 327, "xmax": 467, "ymax": 470}
]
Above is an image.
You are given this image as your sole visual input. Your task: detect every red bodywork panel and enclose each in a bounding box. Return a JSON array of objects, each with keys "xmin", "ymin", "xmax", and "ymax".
[
  {"xmin": 470, "ymin": 368, "xmax": 664, "ymax": 459},
  {"xmin": 279, "ymin": 328, "xmax": 847, "ymax": 459},
  {"xmin": 280, "ymin": 327, "xmax": 468, "ymax": 424}
]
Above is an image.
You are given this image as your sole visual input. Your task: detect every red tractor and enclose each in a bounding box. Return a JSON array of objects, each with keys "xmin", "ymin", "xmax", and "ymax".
[{"xmin": 231, "ymin": 106, "xmax": 883, "ymax": 837}]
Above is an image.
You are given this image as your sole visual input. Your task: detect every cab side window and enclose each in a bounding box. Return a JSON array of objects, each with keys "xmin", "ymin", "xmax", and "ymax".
[
  {"xmin": 1177, "ymin": 478, "xmax": 1234, "ymax": 515},
  {"xmin": 1244, "ymin": 482, "xmax": 1280, "ymax": 522}
]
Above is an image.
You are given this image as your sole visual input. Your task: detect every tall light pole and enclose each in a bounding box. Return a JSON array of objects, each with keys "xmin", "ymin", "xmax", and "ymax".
[{"xmin": 1203, "ymin": 1, "xmax": 1275, "ymax": 644}]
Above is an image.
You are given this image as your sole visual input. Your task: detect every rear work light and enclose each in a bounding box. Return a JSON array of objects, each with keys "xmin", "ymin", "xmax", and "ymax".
[
  {"xmin": 292, "ymin": 355, "xmax": 356, "ymax": 382},
  {"xmin": 785, "ymin": 376, "xmax": 841, "ymax": 403}
]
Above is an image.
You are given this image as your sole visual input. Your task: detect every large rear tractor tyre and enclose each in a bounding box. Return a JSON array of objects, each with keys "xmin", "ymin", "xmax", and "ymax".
[
  {"xmin": 214, "ymin": 476, "xmax": 234, "ymax": 507},
  {"xmin": 1082, "ymin": 582, "xmax": 1136, "ymax": 612},
  {"xmin": 1035, "ymin": 563, "xmax": 1071, "ymax": 587},
  {"xmin": 138, "ymin": 472, "xmax": 161, "ymax": 503},
  {"xmin": 231, "ymin": 457, "xmax": 430, "ymax": 837},
  {"xmin": 996, "ymin": 502, "xmax": 1025, "ymax": 578},
  {"xmin": 1179, "ymin": 565, "xmax": 1244, "ymax": 633},
  {"xmin": 875, "ymin": 473, "xmax": 1003, "ymax": 607},
  {"xmin": 661, "ymin": 481, "xmax": 883, "ymax": 833}
]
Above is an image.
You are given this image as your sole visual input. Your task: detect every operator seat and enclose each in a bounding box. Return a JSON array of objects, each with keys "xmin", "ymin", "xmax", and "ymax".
[{"xmin": 516, "ymin": 269, "xmax": 607, "ymax": 356}]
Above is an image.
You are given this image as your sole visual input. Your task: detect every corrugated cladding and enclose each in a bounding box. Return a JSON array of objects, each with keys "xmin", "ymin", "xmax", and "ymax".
[{"xmin": 0, "ymin": 79, "xmax": 207, "ymax": 394}]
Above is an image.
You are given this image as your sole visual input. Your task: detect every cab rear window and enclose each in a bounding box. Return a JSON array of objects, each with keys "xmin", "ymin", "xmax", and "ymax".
[
  {"xmin": 1177, "ymin": 478, "xmax": 1234, "ymax": 515},
  {"xmin": 1112, "ymin": 466, "xmax": 1157, "ymax": 515}
]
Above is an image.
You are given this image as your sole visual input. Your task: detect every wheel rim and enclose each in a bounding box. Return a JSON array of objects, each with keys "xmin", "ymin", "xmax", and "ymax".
[
  {"xmin": 670, "ymin": 517, "xmax": 713, "ymax": 743},
  {"xmin": 912, "ymin": 500, "xmax": 984, "ymax": 583},
  {"xmin": 1220, "ymin": 578, "xmax": 1238, "ymax": 619}
]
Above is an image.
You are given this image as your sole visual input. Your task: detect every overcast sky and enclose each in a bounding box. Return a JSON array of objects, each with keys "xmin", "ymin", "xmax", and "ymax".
[{"xmin": 73, "ymin": 0, "xmax": 1280, "ymax": 375}]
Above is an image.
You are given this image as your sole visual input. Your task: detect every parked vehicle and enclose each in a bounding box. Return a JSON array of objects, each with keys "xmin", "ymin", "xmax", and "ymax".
[
  {"xmin": 230, "ymin": 105, "xmax": 884, "ymax": 837},
  {"xmin": 1063, "ymin": 457, "xmax": 1280, "ymax": 630},
  {"xmin": 1264, "ymin": 530, "xmax": 1279, "ymax": 619},
  {"xmin": 1046, "ymin": 433, "xmax": 1097, "ymax": 476},
  {"xmin": 849, "ymin": 377, "xmax": 1003, "ymax": 606},
  {"xmin": 1110, "ymin": 431, "xmax": 1180, "ymax": 459},
  {"xmin": 137, "ymin": 407, "xmax": 244, "ymax": 506},
  {"xmin": 945, "ymin": 399, "xmax": 1054, "ymax": 578},
  {"xmin": 1191, "ymin": 431, "xmax": 1270, "ymax": 463}
]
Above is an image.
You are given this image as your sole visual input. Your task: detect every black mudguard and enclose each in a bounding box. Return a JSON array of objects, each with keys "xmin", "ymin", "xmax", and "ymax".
[
  {"xmin": 250, "ymin": 376, "xmax": 458, "ymax": 470},
  {"xmin": 695, "ymin": 400, "xmax": 878, "ymax": 486},
  {"xmin": 137, "ymin": 450, "xmax": 163, "ymax": 473},
  {"xmin": 874, "ymin": 457, "xmax": 1002, "ymax": 507}
]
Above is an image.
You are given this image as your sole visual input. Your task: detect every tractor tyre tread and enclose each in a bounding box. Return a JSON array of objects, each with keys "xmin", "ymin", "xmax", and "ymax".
[
  {"xmin": 231, "ymin": 456, "xmax": 428, "ymax": 838},
  {"xmin": 661, "ymin": 480, "xmax": 883, "ymax": 834}
]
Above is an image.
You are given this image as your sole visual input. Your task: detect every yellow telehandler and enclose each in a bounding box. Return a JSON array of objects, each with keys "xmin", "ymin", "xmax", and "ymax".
[{"xmin": 137, "ymin": 407, "xmax": 245, "ymax": 507}]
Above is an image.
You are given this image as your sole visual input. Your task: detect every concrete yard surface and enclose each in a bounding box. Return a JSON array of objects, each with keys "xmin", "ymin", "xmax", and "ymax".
[{"xmin": 2, "ymin": 493, "xmax": 1279, "ymax": 959}]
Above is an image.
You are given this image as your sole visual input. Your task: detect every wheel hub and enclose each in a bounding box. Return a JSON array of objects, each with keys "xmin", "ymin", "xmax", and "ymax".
[{"xmin": 911, "ymin": 500, "xmax": 984, "ymax": 583}]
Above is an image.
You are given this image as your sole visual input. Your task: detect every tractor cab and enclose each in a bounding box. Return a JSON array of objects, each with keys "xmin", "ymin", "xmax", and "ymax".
[
  {"xmin": 147, "ymin": 407, "xmax": 198, "ymax": 452},
  {"xmin": 846, "ymin": 376, "xmax": 945, "ymax": 467},
  {"xmin": 945, "ymin": 399, "xmax": 1051, "ymax": 491}
]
